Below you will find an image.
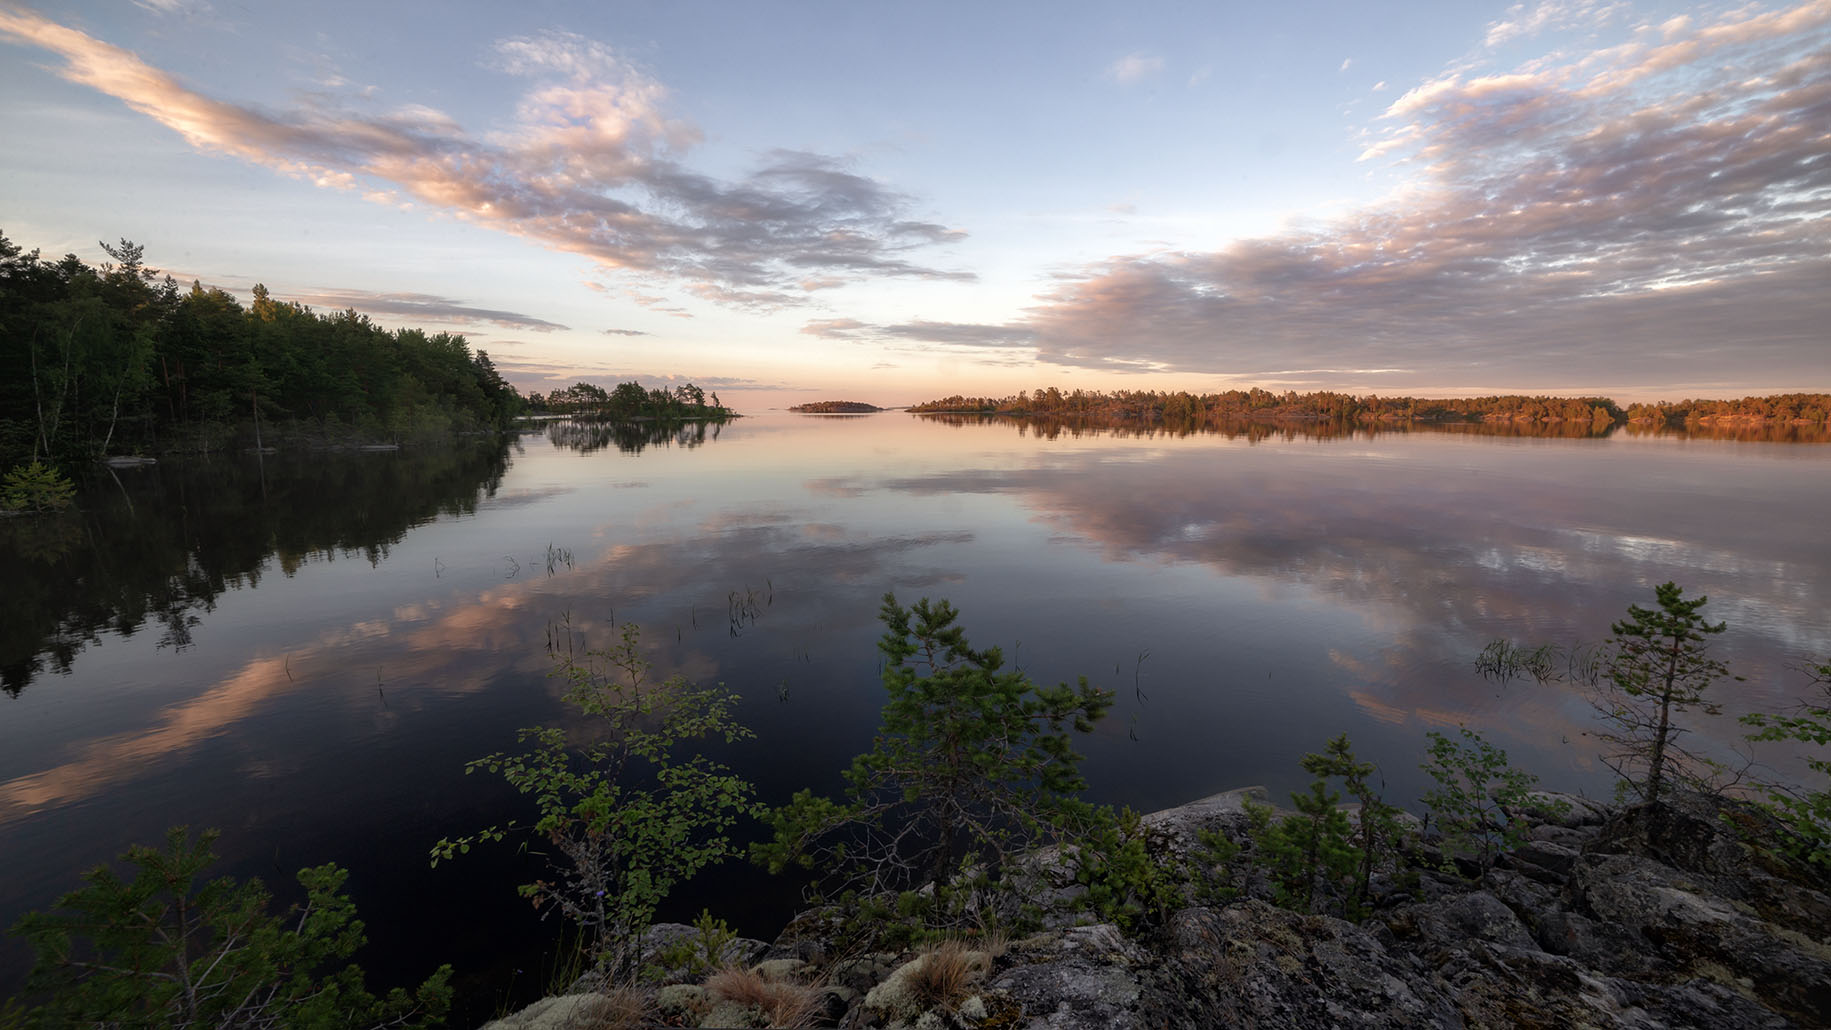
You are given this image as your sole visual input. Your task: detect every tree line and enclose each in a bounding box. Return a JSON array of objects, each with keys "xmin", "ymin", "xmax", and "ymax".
[
  {"xmin": 912, "ymin": 388, "xmax": 1831, "ymax": 426},
  {"xmin": 0, "ymin": 232, "xmax": 523, "ymax": 472},
  {"xmin": 1623, "ymin": 394, "xmax": 1831, "ymax": 424}
]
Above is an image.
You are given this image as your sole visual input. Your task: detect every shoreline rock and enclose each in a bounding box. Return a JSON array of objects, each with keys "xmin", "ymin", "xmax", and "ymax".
[{"xmin": 483, "ymin": 788, "xmax": 1831, "ymax": 1029}]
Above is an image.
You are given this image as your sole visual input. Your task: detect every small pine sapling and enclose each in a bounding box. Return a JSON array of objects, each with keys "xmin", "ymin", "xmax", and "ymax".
[
  {"xmin": 1301, "ymin": 733, "xmax": 1407, "ymax": 916},
  {"xmin": 1247, "ymin": 779, "xmax": 1357, "ymax": 915},
  {"xmin": 1068, "ymin": 806, "xmax": 1180, "ymax": 931}
]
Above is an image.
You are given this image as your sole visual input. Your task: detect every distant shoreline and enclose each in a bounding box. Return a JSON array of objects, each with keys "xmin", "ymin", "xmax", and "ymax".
[{"xmin": 907, "ymin": 389, "xmax": 1831, "ymax": 427}]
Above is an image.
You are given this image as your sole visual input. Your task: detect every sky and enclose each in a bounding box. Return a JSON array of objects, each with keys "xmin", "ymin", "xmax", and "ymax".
[{"xmin": 2, "ymin": 0, "xmax": 1827, "ymax": 408}]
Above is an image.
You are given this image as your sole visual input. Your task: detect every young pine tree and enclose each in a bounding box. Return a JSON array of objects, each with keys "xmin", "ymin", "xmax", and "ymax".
[
  {"xmin": 1301, "ymin": 733, "xmax": 1405, "ymax": 916},
  {"xmin": 1247, "ymin": 780, "xmax": 1358, "ymax": 915},
  {"xmin": 1598, "ymin": 581, "xmax": 1735, "ymax": 805}
]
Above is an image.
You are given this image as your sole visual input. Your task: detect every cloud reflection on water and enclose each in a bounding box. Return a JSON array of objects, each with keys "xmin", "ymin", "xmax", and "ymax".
[
  {"xmin": 0, "ymin": 516, "xmax": 974, "ymax": 825},
  {"xmin": 840, "ymin": 428, "xmax": 1831, "ymax": 778}
]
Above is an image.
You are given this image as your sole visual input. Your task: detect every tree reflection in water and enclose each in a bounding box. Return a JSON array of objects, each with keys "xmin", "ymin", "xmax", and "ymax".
[
  {"xmin": 0, "ymin": 440, "xmax": 510, "ymax": 697},
  {"xmin": 546, "ymin": 416, "xmax": 723, "ymax": 456},
  {"xmin": 914, "ymin": 413, "xmax": 1831, "ymax": 445}
]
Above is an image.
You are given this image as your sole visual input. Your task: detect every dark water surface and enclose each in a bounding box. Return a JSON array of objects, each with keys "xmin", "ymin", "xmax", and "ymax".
[{"xmin": 4, "ymin": 413, "xmax": 1828, "ymax": 1016}]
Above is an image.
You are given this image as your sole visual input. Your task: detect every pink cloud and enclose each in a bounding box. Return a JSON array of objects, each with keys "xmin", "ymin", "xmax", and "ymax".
[
  {"xmin": 0, "ymin": 11, "xmax": 969, "ymax": 307},
  {"xmin": 1009, "ymin": 0, "xmax": 1831, "ymax": 392},
  {"xmin": 1107, "ymin": 52, "xmax": 1166, "ymax": 84}
]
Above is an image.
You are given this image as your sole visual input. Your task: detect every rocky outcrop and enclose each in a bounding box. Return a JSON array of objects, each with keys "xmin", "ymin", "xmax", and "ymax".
[
  {"xmin": 482, "ymin": 788, "xmax": 1831, "ymax": 1029},
  {"xmin": 1140, "ymin": 901, "xmax": 1462, "ymax": 1029}
]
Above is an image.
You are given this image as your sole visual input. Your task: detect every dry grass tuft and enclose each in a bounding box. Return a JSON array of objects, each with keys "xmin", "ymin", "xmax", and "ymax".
[
  {"xmin": 573, "ymin": 985, "xmax": 649, "ymax": 1030},
  {"xmin": 705, "ymin": 964, "xmax": 822, "ymax": 1028},
  {"xmin": 908, "ymin": 939, "xmax": 990, "ymax": 1011},
  {"xmin": 976, "ymin": 927, "xmax": 1011, "ymax": 961},
  {"xmin": 706, "ymin": 964, "xmax": 774, "ymax": 1008}
]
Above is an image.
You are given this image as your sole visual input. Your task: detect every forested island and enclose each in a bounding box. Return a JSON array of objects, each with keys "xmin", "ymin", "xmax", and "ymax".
[
  {"xmin": 524, "ymin": 381, "xmax": 732, "ymax": 421},
  {"xmin": 0, "ymin": 234, "xmax": 524, "ymax": 469},
  {"xmin": 788, "ymin": 401, "xmax": 886, "ymax": 413},
  {"xmin": 0, "ymin": 234, "xmax": 734, "ymax": 510},
  {"xmin": 911, "ymin": 388, "xmax": 1831, "ymax": 426}
]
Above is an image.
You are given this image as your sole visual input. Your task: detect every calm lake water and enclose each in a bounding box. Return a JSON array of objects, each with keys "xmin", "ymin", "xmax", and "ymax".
[{"xmin": 4, "ymin": 412, "xmax": 1829, "ymax": 1015}]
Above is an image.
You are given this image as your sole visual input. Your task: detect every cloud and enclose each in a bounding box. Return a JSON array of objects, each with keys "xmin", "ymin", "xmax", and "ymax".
[
  {"xmin": 132, "ymin": 0, "xmax": 211, "ymax": 16},
  {"xmin": 801, "ymin": 318, "xmax": 870, "ymax": 339},
  {"xmin": 1002, "ymin": 1, "xmax": 1831, "ymax": 392},
  {"xmin": 626, "ymin": 290, "xmax": 693, "ymax": 318},
  {"xmin": 1106, "ymin": 52, "xmax": 1165, "ymax": 84},
  {"xmin": 283, "ymin": 288, "xmax": 568, "ymax": 331},
  {"xmin": 879, "ymin": 320, "xmax": 1036, "ymax": 346},
  {"xmin": 1483, "ymin": 0, "xmax": 1628, "ymax": 48},
  {"xmin": 801, "ymin": 318, "xmax": 1035, "ymax": 349},
  {"xmin": 602, "ymin": 327, "xmax": 648, "ymax": 336},
  {"xmin": 1340, "ymin": 57, "xmax": 1354, "ymax": 72},
  {"xmin": 0, "ymin": 15, "xmax": 969, "ymax": 307}
]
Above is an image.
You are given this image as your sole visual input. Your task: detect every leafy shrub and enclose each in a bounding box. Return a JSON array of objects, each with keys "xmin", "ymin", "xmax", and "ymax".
[
  {"xmin": 1190, "ymin": 827, "xmax": 1245, "ymax": 906},
  {"xmin": 1420, "ymin": 727, "xmax": 1549, "ymax": 881},
  {"xmin": 433, "ymin": 623, "xmax": 758, "ymax": 980},
  {"xmin": 1066, "ymin": 802, "xmax": 1246, "ymax": 928},
  {"xmin": 1742, "ymin": 661, "xmax": 1831, "ymax": 869},
  {"xmin": 757, "ymin": 594, "xmax": 1111, "ymax": 930},
  {"xmin": 6, "ymin": 827, "xmax": 451, "ymax": 1029}
]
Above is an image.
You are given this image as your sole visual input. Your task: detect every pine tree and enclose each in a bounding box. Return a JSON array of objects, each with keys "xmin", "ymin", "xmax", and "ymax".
[{"xmin": 1598, "ymin": 582, "xmax": 1734, "ymax": 804}]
